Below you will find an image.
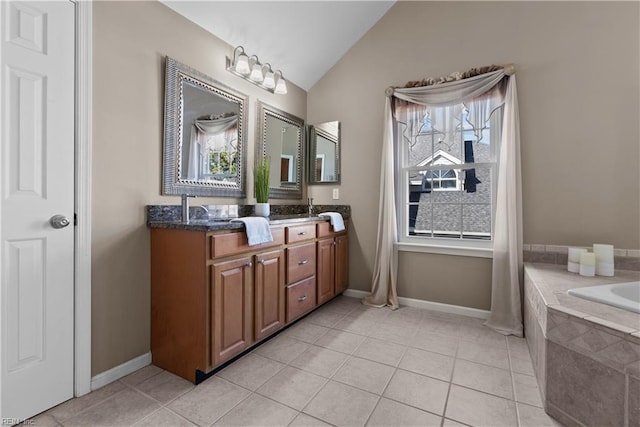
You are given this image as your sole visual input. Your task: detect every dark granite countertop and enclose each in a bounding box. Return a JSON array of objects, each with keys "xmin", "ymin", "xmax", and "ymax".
[{"xmin": 147, "ymin": 213, "xmax": 349, "ymax": 232}]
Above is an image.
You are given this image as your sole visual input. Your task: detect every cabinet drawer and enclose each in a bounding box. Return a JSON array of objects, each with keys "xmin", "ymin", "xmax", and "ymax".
[
  {"xmin": 209, "ymin": 228, "xmax": 284, "ymax": 259},
  {"xmin": 317, "ymin": 220, "xmax": 348, "ymax": 238},
  {"xmin": 286, "ymin": 277, "xmax": 316, "ymax": 322},
  {"xmin": 286, "ymin": 243, "xmax": 316, "ymax": 284},
  {"xmin": 285, "ymin": 224, "xmax": 316, "ymax": 244}
]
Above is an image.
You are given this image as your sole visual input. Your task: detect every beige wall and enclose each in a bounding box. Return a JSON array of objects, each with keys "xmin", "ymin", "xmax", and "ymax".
[
  {"xmin": 307, "ymin": 1, "xmax": 639, "ymax": 309},
  {"xmin": 92, "ymin": 1, "xmax": 306, "ymax": 375}
]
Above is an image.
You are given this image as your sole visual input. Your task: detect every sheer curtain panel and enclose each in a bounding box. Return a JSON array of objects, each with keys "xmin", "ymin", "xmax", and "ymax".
[{"xmin": 366, "ymin": 66, "xmax": 523, "ymax": 336}]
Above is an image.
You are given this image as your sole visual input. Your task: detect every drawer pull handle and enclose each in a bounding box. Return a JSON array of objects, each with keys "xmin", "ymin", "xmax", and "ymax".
[
  {"xmin": 298, "ymin": 231, "xmax": 307, "ymax": 235},
  {"xmin": 298, "ymin": 259, "xmax": 309, "ymax": 265},
  {"xmin": 298, "ymin": 295, "xmax": 307, "ymax": 302}
]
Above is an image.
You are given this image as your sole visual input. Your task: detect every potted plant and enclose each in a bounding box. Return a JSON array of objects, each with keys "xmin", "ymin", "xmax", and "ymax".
[{"xmin": 254, "ymin": 156, "xmax": 270, "ymax": 217}]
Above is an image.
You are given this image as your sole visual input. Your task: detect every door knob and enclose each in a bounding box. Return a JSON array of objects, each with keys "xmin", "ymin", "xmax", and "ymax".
[{"xmin": 50, "ymin": 215, "xmax": 70, "ymax": 229}]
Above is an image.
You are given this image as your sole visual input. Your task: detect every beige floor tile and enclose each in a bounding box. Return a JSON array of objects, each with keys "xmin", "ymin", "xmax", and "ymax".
[
  {"xmin": 441, "ymin": 418, "xmax": 468, "ymax": 426},
  {"xmin": 452, "ymin": 359, "xmax": 513, "ymax": 400},
  {"xmin": 353, "ymin": 337, "xmax": 407, "ymax": 367},
  {"xmin": 383, "ymin": 369, "xmax": 449, "ymax": 415},
  {"xmin": 457, "ymin": 339, "xmax": 510, "ymax": 370},
  {"xmin": 399, "ymin": 348, "xmax": 455, "ymax": 382},
  {"xmin": 304, "ymin": 307, "xmax": 346, "ymax": 328},
  {"xmin": 303, "ymin": 381, "xmax": 378, "ymax": 427},
  {"xmin": 369, "ymin": 323, "xmax": 417, "ymax": 346},
  {"xmin": 216, "ymin": 353, "xmax": 285, "ymax": 390},
  {"xmin": 214, "ymin": 394, "xmax": 298, "ymax": 426},
  {"xmin": 412, "ymin": 329, "xmax": 458, "ymax": 357},
  {"xmin": 517, "ymin": 403, "xmax": 563, "ymax": 427},
  {"xmin": 510, "ymin": 353, "xmax": 536, "ymax": 376},
  {"xmin": 30, "ymin": 414, "xmax": 61, "ymax": 426},
  {"xmin": 348, "ymin": 305, "xmax": 391, "ymax": 322},
  {"xmin": 64, "ymin": 387, "xmax": 160, "ymax": 426},
  {"xmin": 134, "ymin": 371, "xmax": 194, "ymax": 404},
  {"xmin": 507, "ymin": 335, "xmax": 531, "ymax": 359},
  {"xmin": 254, "ymin": 335, "xmax": 310, "ymax": 364},
  {"xmin": 288, "ymin": 412, "xmax": 332, "ymax": 427},
  {"xmin": 457, "ymin": 324, "xmax": 508, "ymax": 348},
  {"xmin": 120, "ymin": 365, "xmax": 164, "ymax": 387},
  {"xmin": 284, "ymin": 322, "xmax": 331, "ymax": 344},
  {"xmin": 420, "ymin": 318, "xmax": 462, "ymax": 336},
  {"xmin": 167, "ymin": 377, "xmax": 250, "ymax": 426},
  {"xmin": 332, "ymin": 356, "xmax": 395, "ymax": 395},
  {"xmin": 256, "ymin": 366, "xmax": 327, "ymax": 411},
  {"xmin": 290, "ymin": 345, "xmax": 349, "ymax": 378},
  {"xmin": 314, "ymin": 329, "xmax": 366, "ymax": 354},
  {"xmin": 445, "ymin": 385, "xmax": 517, "ymax": 427},
  {"xmin": 47, "ymin": 380, "xmax": 127, "ymax": 421},
  {"xmin": 513, "ymin": 372, "xmax": 543, "ymax": 408},
  {"xmin": 367, "ymin": 397, "xmax": 441, "ymax": 426},
  {"xmin": 333, "ymin": 315, "xmax": 377, "ymax": 335},
  {"xmin": 132, "ymin": 408, "xmax": 195, "ymax": 426}
]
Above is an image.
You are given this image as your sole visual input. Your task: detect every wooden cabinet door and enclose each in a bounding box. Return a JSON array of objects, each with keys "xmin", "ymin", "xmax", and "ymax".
[
  {"xmin": 316, "ymin": 238, "xmax": 336, "ymax": 305},
  {"xmin": 255, "ymin": 249, "xmax": 285, "ymax": 341},
  {"xmin": 211, "ymin": 257, "xmax": 253, "ymax": 366},
  {"xmin": 335, "ymin": 235, "xmax": 349, "ymax": 294}
]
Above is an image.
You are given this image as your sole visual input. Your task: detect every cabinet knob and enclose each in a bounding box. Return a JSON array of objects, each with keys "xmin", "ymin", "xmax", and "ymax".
[
  {"xmin": 258, "ymin": 259, "xmax": 266, "ymax": 265},
  {"xmin": 298, "ymin": 259, "xmax": 309, "ymax": 265},
  {"xmin": 298, "ymin": 295, "xmax": 307, "ymax": 302},
  {"xmin": 246, "ymin": 262, "xmax": 253, "ymax": 268},
  {"xmin": 332, "ymin": 241, "xmax": 337, "ymax": 246}
]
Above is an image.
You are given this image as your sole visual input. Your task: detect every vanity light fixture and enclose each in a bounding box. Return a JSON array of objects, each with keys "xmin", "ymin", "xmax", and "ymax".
[{"xmin": 226, "ymin": 46, "xmax": 288, "ymax": 95}]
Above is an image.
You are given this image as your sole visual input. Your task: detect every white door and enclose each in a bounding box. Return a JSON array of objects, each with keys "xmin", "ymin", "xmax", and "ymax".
[{"xmin": 0, "ymin": 0, "xmax": 75, "ymax": 420}]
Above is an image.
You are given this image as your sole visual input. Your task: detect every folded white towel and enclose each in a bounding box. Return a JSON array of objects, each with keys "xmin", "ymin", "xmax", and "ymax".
[
  {"xmin": 230, "ymin": 217, "xmax": 274, "ymax": 246},
  {"xmin": 319, "ymin": 212, "xmax": 345, "ymax": 232}
]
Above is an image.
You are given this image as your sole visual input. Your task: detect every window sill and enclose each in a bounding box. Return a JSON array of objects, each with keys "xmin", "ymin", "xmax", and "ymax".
[{"xmin": 396, "ymin": 242, "xmax": 493, "ymax": 259}]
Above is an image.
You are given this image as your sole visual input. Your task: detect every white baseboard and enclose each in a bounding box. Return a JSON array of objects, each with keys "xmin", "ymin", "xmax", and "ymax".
[
  {"xmin": 343, "ymin": 289, "xmax": 490, "ymax": 319},
  {"xmin": 90, "ymin": 352, "xmax": 152, "ymax": 391}
]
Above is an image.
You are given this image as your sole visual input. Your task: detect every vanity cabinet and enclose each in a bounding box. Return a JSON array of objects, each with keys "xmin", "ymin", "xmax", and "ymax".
[
  {"xmin": 254, "ymin": 249, "xmax": 285, "ymax": 341},
  {"xmin": 316, "ymin": 222, "xmax": 349, "ymax": 304},
  {"xmin": 150, "ymin": 219, "xmax": 348, "ymax": 383}
]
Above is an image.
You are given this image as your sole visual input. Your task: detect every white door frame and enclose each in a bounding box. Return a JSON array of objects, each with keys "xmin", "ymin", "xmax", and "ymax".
[{"xmin": 74, "ymin": 0, "xmax": 92, "ymax": 397}]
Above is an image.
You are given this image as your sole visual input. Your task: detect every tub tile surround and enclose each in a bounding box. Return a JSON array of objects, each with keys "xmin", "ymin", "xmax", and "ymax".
[
  {"xmin": 523, "ymin": 243, "xmax": 640, "ymax": 271},
  {"xmin": 39, "ymin": 296, "xmax": 561, "ymax": 427},
  {"xmin": 524, "ymin": 263, "xmax": 640, "ymax": 426}
]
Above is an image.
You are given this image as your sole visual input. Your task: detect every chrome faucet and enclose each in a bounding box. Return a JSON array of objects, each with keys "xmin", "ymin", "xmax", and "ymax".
[
  {"xmin": 308, "ymin": 197, "xmax": 314, "ymax": 216},
  {"xmin": 181, "ymin": 194, "xmax": 197, "ymax": 222}
]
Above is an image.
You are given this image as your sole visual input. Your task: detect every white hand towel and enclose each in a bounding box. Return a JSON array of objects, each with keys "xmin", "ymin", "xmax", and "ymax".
[
  {"xmin": 230, "ymin": 217, "xmax": 273, "ymax": 246},
  {"xmin": 318, "ymin": 212, "xmax": 345, "ymax": 232}
]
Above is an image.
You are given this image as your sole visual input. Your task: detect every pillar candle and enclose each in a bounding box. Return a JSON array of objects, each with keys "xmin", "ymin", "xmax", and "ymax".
[
  {"xmin": 567, "ymin": 247, "xmax": 587, "ymax": 273},
  {"xmin": 593, "ymin": 243, "xmax": 614, "ymax": 276},
  {"xmin": 579, "ymin": 252, "xmax": 596, "ymax": 277}
]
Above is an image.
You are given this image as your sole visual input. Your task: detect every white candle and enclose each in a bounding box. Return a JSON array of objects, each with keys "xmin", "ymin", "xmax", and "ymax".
[
  {"xmin": 579, "ymin": 252, "xmax": 596, "ymax": 277},
  {"xmin": 567, "ymin": 247, "xmax": 587, "ymax": 273},
  {"xmin": 593, "ymin": 243, "xmax": 615, "ymax": 276},
  {"xmin": 593, "ymin": 244, "xmax": 614, "ymax": 263}
]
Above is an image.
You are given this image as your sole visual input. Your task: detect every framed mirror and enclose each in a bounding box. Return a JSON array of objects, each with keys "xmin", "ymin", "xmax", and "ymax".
[
  {"xmin": 256, "ymin": 101, "xmax": 305, "ymax": 199},
  {"xmin": 309, "ymin": 121, "xmax": 340, "ymax": 184},
  {"xmin": 162, "ymin": 57, "xmax": 248, "ymax": 197}
]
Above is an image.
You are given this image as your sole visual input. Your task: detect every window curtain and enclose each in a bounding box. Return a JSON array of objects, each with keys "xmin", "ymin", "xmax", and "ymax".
[
  {"xmin": 366, "ymin": 66, "xmax": 524, "ymax": 337},
  {"xmin": 186, "ymin": 114, "xmax": 238, "ymax": 179}
]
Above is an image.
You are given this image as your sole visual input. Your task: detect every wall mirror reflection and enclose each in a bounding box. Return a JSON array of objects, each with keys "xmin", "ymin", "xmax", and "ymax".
[
  {"xmin": 309, "ymin": 121, "xmax": 340, "ymax": 184},
  {"xmin": 162, "ymin": 57, "xmax": 248, "ymax": 197},
  {"xmin": 256, "ymin": 101, "xmax": 304, "ymax": 199}
]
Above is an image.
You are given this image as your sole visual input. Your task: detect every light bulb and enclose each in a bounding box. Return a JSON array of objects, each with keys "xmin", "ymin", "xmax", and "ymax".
[{"xmin": 234, "ymin": 53, "xmax": 250, "ymax": 75}]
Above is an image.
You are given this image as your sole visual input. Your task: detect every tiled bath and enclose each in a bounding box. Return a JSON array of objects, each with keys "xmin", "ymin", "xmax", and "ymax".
[{"xmin": 524, "ymin": 263, "xmax": 640, "ymax": 426}]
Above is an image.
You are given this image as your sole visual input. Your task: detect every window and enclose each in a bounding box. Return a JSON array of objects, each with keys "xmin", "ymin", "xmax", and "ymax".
[{"xmin": 396, "ymin": 101, "xmax": 503, "ymax": 253}]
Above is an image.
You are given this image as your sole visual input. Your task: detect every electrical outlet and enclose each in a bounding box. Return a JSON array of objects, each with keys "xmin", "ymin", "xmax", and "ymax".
[{"xmin": 332, "ymin": 188, "xmax": 339, "ymax": 200}]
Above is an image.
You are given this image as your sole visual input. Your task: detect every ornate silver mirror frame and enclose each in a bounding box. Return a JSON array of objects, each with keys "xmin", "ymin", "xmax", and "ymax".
[
  {"xmin": 162, "ymin": 57, "xmax": 248, "ymax": 197},
  {"xmin": 256, "ymin": 101, "xmax": 305, "ymax": 199},
  {"xmin": 308, "ymin": 121, "xmax": 341, "ymax": 184}
]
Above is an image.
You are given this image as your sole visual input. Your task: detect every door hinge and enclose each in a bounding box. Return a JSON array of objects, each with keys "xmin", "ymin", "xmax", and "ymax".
[{"xmin": 74, "ymin": 213, "xmax": 78, "ymax": 226}]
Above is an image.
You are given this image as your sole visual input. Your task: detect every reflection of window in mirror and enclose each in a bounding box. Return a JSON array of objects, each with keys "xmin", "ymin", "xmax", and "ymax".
[{"xmin": 315, "ymin": 134, "xmax": 336, "ymax": 181}]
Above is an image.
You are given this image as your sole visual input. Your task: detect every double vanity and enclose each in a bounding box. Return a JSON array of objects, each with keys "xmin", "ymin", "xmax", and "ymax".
[{"xmin": 148, "ymin": 210, "xmax": 349, "ymax": 384}]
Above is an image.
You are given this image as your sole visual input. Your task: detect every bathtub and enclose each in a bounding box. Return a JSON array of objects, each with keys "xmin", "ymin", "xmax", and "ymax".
[{"xmin": 568, "ymin": 281, "xmax": 640, "ymax": 313}]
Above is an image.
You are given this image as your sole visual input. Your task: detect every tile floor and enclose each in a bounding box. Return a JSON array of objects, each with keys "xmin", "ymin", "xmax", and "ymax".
[{"xmin": 35, "ymin": 296, "xmax": 563, "ymax": 427}]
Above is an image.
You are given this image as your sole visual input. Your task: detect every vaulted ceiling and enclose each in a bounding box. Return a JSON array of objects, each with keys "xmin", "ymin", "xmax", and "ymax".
[{"xmin": 160, "ymin": 1, "xmax": 395, "ymax": 91}]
